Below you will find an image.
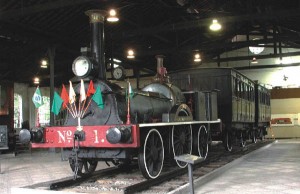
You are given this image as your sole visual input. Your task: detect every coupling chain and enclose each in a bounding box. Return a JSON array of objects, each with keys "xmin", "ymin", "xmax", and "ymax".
[{"xmin": 72, "ymin": 135, "xmax": 80, "ymax": 180}]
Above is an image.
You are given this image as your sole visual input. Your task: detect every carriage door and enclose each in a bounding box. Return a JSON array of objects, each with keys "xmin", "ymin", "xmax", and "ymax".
[
  {"xmin": 236, "ymin": 76, "xmax": 243, "ymax": 121},
  {"xmin": 232, "ymin": 76, "xmax": 240, "ymax": 122}
]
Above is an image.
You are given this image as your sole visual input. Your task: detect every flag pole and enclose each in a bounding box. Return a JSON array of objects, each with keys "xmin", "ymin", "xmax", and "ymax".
[
  {"xmin": 80, "ymin": 80, "xmax": 96, "ymax": 117},
  {"xmin": 66, "ymin": 104, "xmax": 76, "ymax": 118},
  {"xmin": 126, "ymin": 81, "xmax": 131, "ymax": 125},
  {"xmin": 81, "ymin": 98, "xmax": 92, "ymax": 118},
  {"xmin": 80, "ymin": 99, "xmax": 87, "ymax": 117},
  {"xmin": 35, "ymin": 108, "xmax": 40, "ymax": 127}
]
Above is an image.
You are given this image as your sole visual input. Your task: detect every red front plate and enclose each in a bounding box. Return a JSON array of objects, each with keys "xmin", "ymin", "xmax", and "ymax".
[{"xmin": 31, "ymin": 125, "xmax": 140, "ymax": 148}]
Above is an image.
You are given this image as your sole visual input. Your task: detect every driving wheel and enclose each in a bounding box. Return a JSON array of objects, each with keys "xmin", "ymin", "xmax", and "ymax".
[
  {"xmin": 138, "ymin": 129, "xmax": 164, "ymax": 179},
  {"xmin": 198, "ymin": 125, "xmax": 208, "ymax": 159},
  {"xmin": 69, "ymin": 158, "xmax": 98, "ymax": 176},
  {"xmin": 172, "ymin": 124, "xmax": 192, "ymax": 168}
]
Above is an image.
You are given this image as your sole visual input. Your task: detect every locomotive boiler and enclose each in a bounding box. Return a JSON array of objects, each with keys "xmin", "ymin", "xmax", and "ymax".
[{"xmin": 19, "ymin": 9, "xmax": 221, "ymax": 179}]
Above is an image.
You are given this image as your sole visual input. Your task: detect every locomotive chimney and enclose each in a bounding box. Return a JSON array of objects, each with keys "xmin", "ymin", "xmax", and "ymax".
[
  {"xmin": 156, "ymin": 55, "xmax": 164, "ymax": 74},
  {"xmin": 85, "ymin": 10, "xmax": 106, "ymax": 80},
  {"xmin": 155, "ymin": 55, "xmax": 169, "ymax": 82}
]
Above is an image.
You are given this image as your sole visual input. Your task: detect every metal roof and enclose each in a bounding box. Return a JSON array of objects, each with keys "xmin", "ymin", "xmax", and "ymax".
[{"xmin": 1, "ymin": 0, "xmax": 300, "ymax": 86}]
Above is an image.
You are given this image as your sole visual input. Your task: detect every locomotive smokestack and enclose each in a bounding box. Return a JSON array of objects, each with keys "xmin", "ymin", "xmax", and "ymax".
[
  {"xmin": 156, "ymin": 55, "xmax": 164, "ymax": 74},
  {"xmin": 155, "ymin": 55, "xmax": 168, "ymax": 82},
  {"xmin": 85, "ymin": 10, "xmax": 106, "ymax": 80}
]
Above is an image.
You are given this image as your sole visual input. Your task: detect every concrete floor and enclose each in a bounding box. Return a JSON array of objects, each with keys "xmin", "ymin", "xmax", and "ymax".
[
  {"xmin": 172, "ymin": 139, "xmax": 300, "ymax": 194},
  {"xmin": 0, "ymin": 150, "xmax": 107, "ymax": 194},
  {"xmin": 1, "ymin": 139, "xmax": 300, "ymax": 194}
]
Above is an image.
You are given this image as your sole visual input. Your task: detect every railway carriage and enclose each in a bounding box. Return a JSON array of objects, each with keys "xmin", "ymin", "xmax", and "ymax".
[
  {"xmin": 170, "ymin": 68, "xmax": 271, "ymax": 151},
  {"xmin": 254, "ymin": 82, "xmax": 271, "ymax": 142}
]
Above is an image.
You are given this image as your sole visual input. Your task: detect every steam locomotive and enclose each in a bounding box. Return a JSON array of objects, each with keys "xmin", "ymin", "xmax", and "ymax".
[
  {"xmin": 19, "ymin": 10, "xmax": 222, "ymax": 179},
  {"xmin": 19, "ymin": 9, "xmax": 271, "ymax": 179}
]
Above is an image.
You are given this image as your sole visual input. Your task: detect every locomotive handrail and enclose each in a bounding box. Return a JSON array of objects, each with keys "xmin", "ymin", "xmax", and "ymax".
[{"xmin": 139, "ymin": 119, "xmax": 221, "ymax": 127}]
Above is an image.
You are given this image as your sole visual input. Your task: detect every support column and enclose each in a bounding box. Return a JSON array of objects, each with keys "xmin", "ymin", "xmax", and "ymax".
[{"xmin": 49, "ymin": 46, "xmax": 56, "ymax": 126}]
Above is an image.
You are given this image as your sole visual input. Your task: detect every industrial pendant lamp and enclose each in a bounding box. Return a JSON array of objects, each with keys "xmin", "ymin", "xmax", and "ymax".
[
  {"xmin": 209, "ymin": 19, "xmax": 222, "ymax": 31},
  {"xmin": 107, "ymin": 9, "xmax": 119, "ymax": 22},
  {"xmin": 251, "ymin": 57, "xmax": 258, "ymax": 64},
  {"xmin": 127, "ymin": 49, "xmax": 135, "ymax": 59},
  {"xmin": 33, "ymin": 77, "xmax": 40, "ymax": 84},
  {"xmin": 194, "ymin": 53, "xmax": 201, "ymax": 62},
  {"xmin": 40, "ymin": 59, "xmax": 48, "ymax": 68}
]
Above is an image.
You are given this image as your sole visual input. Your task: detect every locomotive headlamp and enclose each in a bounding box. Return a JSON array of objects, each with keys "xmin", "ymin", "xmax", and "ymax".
[{"xmin": 72, "ymin": 56, "xmax": 96, "ymax": 78}]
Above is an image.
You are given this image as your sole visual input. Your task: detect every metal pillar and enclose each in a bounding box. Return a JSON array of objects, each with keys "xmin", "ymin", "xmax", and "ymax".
[{"xmin": 48, "ymin": 47, "xmax": 56, "ymax": 126}]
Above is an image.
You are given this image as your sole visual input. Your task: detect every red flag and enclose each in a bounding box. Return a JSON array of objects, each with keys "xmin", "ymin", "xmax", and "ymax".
[
  {"xmin": 61, "ymin": 84, "xmax": 69, "ymax": 109},
  {"xmin": 86, "ymin": 80, "xmax": 96, "ymax": 97}
]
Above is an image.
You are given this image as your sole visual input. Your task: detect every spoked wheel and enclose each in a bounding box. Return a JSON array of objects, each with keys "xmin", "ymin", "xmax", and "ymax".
[
  {"xmin": 198, "ymin": 125, "xmax": 208, "ymax": 160},
  {"xmin": 240, "ymin": 131, "xmax": 246, "ymax": 147},
  {"xmin": 223, "ymin": 130, "xmax": 233, "ymax": 152},
  {"xmin": 69, "ymin": 158, "xmax": 98, "ymax": 177},
  {"xmin": 138, "ymin": 129, "xmax": 164, "ymax": 179},
  {"xmin": 172, "ymin": 124, "xmax": 192, "ymax": 168},
  {"xmin": 252, "ymin": 130, "xmax": 257, "ymax": 143}
]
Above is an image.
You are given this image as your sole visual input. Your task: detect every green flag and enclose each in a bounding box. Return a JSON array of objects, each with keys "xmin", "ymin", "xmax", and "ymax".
[
  {"xmin": 51, "ymin": 91, "xmax": 63, "ymax": 115},
  {"xmin": 32, "ymin": 87, "xmax": 43, "ymax": 108},
  {"xmin": 92, "ymin": 86, "xmax": 104, "ymax": 109}
]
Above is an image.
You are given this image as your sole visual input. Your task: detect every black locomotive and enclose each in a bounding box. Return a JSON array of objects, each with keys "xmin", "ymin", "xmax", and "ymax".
[{"xmin": 19, "ymin": 9, "xmax": 270, "ymax": 180}]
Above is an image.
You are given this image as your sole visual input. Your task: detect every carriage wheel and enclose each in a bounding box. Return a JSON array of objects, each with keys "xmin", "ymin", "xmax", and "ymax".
[
  {"xmin": 138, "ymin": 129, "xmax": 164, "ymax": 179},
  {"xmin": 240, "ymin": 132, "xmax": 246, "ymax": 147},
  {"xmin": 198, "ymin": 125, "xmax": 208, "ymax": 160},
  {"xmin": 69, "ymin": 158, "xmax": 98, "ymax": 176},
  {"xmin": 172, "ymin": 124, "xmax": 192, "ymax": 168},
  {"xmin": 252, "ymin": 130, "xmax": 257, "ymax": 143},
  {"xmin": 223, "ymin": 130, "xmax": 233, "ymax": 152}
]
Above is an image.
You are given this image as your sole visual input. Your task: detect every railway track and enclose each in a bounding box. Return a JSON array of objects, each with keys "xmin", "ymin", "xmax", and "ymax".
[{"xmin": 27, "ymin": 140, "xmax": 273, "ymax": 194}]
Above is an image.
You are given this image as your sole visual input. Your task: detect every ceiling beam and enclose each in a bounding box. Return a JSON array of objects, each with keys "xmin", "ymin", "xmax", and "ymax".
[
  {"xmin": 235, "ymin": 62, "xmax": 300, "ymax": 70},
  {"xmin": 0, "ymin": 0, "xmax": 94, "ymax": 20},
  {"xmin": 114, "ymin": 8, "xmax": 300, "ymax": 38},
  {"xmin": 210, "ymin": 51, "xmax": 300, "ymax": 63},
  {"xmin": 116, "ymin": 36, "xmax": 300, "ymax": 57}
]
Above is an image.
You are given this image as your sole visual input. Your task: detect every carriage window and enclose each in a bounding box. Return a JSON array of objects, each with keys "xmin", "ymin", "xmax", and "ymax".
[
  {"xmin": 14, "ymin": 93, "xmax": 23, "ymax": 128},
  {"xmin": 232, "ymin": 77, "xmax": 236, "ymax": 96},
  {"xmin": 233, "ymin": 77, "xmax": 238, "ymax": 97},
  {"xmin": 251, "ymin": 87, "xmax": 254, "ymax": 101},
  {"xmin": 239, "ymin": 81, "xmax": 243, "ymax": 98},
  {"xmin": 241, "ymin": 82, "xmax": 244, "ymax": 99},
  {"xmin": 237, "ymin": 80, "xmax": 241, "ymax": 98},
  {"xmin": 246, "ymin": 84, "xmax": 249, "ymax": 100}
]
